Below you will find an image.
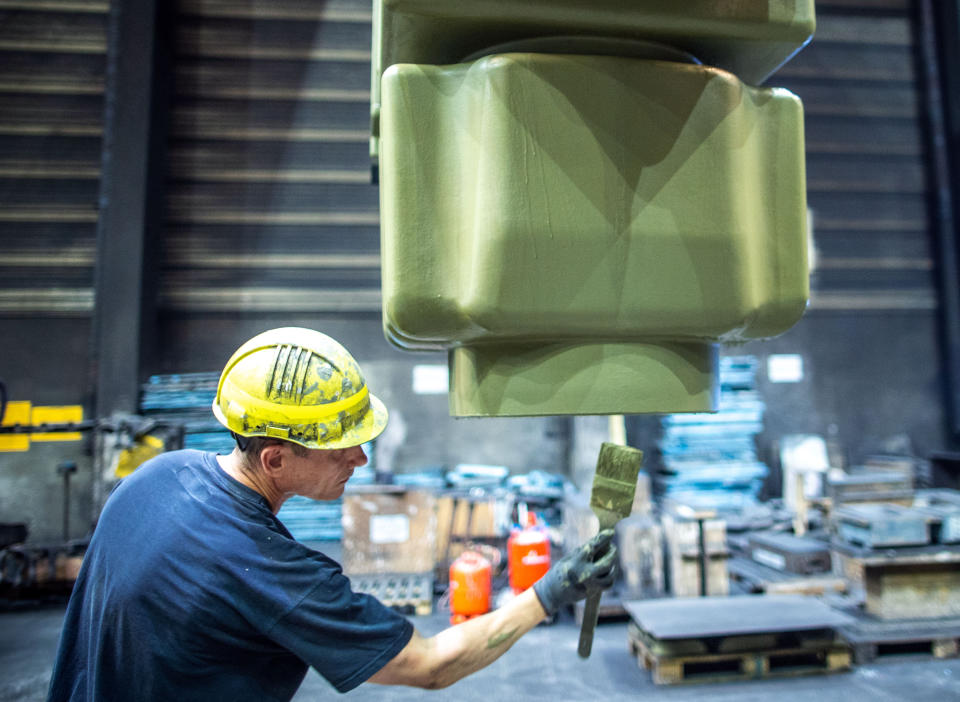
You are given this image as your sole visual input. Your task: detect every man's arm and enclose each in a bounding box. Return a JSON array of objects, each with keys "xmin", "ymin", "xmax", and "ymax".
[
  {"xmin": 368, "ymin": 587, "xmax": 546, "ymax": 689},
  {"xmin": 367, "ymin": 529, "xmax": 617, "ymax": 690}
]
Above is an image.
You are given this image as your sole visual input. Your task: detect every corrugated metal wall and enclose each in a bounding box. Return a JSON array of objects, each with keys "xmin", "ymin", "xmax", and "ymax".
[
  {"xmin": 159, "ymin": 0, "xmax": 381, "ymax": 315},
  {"xmin": 0, "ymin": 0, "xmax": 107, "ymax": 316},
  {"xmin": 784, "ymin": 0, "xmax": 935, "ymax": 312}
]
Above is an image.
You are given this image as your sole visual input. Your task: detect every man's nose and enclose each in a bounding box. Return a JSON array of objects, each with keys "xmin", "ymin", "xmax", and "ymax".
[{"xmin": 349, "ymin": 445, "xmax": 368, "ymax": 467}]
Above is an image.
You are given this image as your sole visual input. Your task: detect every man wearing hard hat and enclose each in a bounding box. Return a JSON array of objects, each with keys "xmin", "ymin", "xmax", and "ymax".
[{"xmin": 48, "ymin": 328, "xmax": 616, "ymax": 701}]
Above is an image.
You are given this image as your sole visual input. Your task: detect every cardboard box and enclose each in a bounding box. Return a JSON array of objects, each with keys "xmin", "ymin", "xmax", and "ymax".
[{"xmin": 342, "ymin": 489, "xmax": 437, "ymax": 575}]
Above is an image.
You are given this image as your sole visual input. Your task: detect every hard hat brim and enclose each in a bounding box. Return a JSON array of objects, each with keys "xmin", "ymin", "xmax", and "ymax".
[
  {"xmin": 213, "ymin": 390, "xmax": 389, "ymax": 451},
  {"xmin": 317, "ymin": 391, "xmax": 389, "ymax": 450}
]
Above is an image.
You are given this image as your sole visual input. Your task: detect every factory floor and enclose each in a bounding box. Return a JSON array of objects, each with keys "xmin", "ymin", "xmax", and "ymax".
[{"xmin": 3, "ymin": 602, "xmax": 959, "ymax": 701}]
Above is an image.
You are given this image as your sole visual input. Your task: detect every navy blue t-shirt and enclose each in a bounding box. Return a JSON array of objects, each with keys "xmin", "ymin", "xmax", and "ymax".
[{"xmin": 47, "ymin": 450, "xmax": 413, "ymax": 701}]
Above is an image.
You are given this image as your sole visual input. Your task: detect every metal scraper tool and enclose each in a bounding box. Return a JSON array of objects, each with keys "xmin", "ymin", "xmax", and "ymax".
[{"xmin": 577, "ymin": 441, "xmax": 643, "ymax": 659}]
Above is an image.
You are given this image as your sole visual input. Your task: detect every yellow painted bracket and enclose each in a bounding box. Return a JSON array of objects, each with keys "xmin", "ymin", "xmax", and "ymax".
[
  {"xmin": 0, "ymin": 401, "xmax": 31, "ymax": 452},
  {"xmin": 0, "ymin": 403, "xmax": 85, "ymax": 451},
  {"xmin": 32, "ymin": 405, "xmax": 84, "ymax": 442}
]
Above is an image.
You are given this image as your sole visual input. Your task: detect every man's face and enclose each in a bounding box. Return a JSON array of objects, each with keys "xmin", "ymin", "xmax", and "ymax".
[{"xmin": 281, "ymin": 444, "xmax": 368, "ymax": 501}]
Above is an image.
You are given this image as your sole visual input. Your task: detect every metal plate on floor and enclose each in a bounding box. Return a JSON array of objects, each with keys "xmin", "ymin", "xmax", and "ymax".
[{"xmin": 624, "ymin": 595, "xmax": 854, "ymax": 640}]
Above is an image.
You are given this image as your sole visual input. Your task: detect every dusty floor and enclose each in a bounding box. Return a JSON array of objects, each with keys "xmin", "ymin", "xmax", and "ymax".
[{"xmin": 3, "ymin": 602, "xmax": 959, "ymax": 702}]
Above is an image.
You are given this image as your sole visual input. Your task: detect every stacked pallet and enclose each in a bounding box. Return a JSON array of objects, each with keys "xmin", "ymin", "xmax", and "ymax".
[
  {"xmin": 625, "ymin": 596, "xmax": 852, "ymax": 685},
  {"xmin": 140, "ymin": 372, "xmax": 233, "ymax": 453},
  {"xmin": 829, "ymin": 488, "xmax": 960, "ymax": 662},
  {"xmin": 831, "ymin": 493, "xmax": 960, "ymax": 615},
  {"xmin": 656, "ymin": 356, "xmax": 768, "ymax": 511},
  {"xmin": 832, "ymin": 541, "xmax": 960, "ymax": 621},
  {"xmin": 834, "ymin": 604, "xmax": 960, "ymax": 664}
]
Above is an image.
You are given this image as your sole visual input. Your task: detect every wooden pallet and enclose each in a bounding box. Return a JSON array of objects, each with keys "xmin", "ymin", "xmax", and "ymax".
[
  {"xmin": 628, "ymin": 622, "xmax": 850, "ymax": 685},
  {"xmin": 351, "ymin": 573, "xmax": 434, "ymax": 615},
  {"xmin": 850, "ymin": 637, "xmax": 959, "ymax": 663},
  {"xmin": 836, "ymin": 607, "xmax": 960, "ymax": 663}
]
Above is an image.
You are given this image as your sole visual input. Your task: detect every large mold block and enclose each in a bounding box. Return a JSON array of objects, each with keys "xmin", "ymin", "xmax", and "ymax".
[
  {"xmin": 371, "ymin": 0, "xmax": 816, "ymax": 157},
  {"xmin": 380, "ymin": 55, "xmax": 808, "ymax": 417}
]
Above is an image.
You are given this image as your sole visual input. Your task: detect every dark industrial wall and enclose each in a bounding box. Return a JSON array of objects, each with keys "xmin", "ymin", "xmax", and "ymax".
[
  {"xmin": 746, "ymin": 1, "xmax": 951, "ymax": 479},
  {"xmin": 0, "ymin": 0, "xmax": 957, "ymax": 541},
  {"xmin": 0, "ymin": 1, "xmax": 106, "ymax": 541},
  {"xmin": 160, "ymin": 0, "xmax": 379, "ymax": 317}
]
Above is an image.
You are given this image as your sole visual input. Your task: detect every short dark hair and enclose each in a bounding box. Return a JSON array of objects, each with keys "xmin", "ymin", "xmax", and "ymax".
[{"xmin": 233, "ymin": 433, "xmax": 309, "ymax": 460}]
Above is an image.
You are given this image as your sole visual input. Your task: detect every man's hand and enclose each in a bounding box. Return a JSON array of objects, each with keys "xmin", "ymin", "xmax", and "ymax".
[{"xmin": 533, "ymin": 529, "xmax": 618, "ymax": 616}]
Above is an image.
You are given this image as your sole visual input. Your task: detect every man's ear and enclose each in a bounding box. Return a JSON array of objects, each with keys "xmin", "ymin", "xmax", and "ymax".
[{"xmin": 259, "ymin": 443, "xmax": 286, "ymax": 477}]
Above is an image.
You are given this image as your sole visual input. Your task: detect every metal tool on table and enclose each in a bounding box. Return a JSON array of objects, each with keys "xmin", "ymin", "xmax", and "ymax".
[{"xmin": 577, "ymin": 441, "xmax": 643, "ymax": 658}]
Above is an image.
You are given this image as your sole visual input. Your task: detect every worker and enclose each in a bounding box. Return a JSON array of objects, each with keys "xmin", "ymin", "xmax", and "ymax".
[{"xmin": 48, "ymin": 327, "xmax": 618, "ymax": 701}]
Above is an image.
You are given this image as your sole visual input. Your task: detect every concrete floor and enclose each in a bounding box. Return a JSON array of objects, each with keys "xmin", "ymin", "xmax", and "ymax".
[{"xmin": 3, "ymin": 603, "xmax": 960, "ymax": 702}]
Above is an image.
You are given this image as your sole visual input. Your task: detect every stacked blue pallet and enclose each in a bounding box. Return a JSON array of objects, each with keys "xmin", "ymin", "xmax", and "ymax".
[
  {"xmin": 277, "ymin": 466, "xmax": 377, "ymax": 542},
  {"xmin": 656, "ymin": 356, "xmax": 768, "ymax": 511},
  {"xmin": 274, "ymin": 497, "xmax": 346, "ymax": 541},
  {"xmin": 140, "ymin": 372, "xmax": 235, "ymax": 453}
]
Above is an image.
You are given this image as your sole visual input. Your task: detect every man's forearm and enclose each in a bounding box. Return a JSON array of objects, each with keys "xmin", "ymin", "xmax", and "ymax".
[
  {"xmin": 428, "ymin": 587, "xmax": 547, "ymax": 688},
  {"xmin": 368, "ymin": 587, "xmax": 547, "ymax": 689}
]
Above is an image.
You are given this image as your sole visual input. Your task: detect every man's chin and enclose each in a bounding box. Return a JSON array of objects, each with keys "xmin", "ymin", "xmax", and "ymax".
[
  {"xmin": 320, "ymin": 485, "xmax": 346, "ymax": 500},
  {"xmin": 301, "ymin": 486, "xmax": 343, "ymax": 502}
]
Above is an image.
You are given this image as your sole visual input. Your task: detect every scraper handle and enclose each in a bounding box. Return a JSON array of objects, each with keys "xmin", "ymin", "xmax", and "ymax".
[{"xmin": 577, "ymin": 591, "xmax": 602, "ymax": 658}]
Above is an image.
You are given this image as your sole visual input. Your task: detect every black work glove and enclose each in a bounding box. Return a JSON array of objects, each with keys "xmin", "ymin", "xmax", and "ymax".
[{"xmin": 533, "ymin": 529, "xmax": 618, "ymax": 616}]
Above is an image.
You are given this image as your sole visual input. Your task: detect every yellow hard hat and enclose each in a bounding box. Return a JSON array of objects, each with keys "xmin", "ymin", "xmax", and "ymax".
[{"xmin": 212, "ymin": 327, "xmax": 388, "ymax": 450}]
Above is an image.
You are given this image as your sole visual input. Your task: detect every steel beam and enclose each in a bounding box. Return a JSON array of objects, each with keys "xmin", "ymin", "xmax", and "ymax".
[
  {"xmin": 92, "ymin": 0, "xmax": 173, "ymax": 416},
  {"xmin": 916, "ymin": 0, "xmax": 960, "ymax": 439}
]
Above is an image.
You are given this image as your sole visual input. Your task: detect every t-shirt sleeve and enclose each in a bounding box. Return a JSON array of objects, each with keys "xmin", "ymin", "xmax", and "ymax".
[{"xmin": 266, "ymin": 568, "xmax": 414, "ymax": 693}]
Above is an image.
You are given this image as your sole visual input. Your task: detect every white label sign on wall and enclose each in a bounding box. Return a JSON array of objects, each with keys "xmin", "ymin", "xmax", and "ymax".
[
  {"xmin": 412, "ymin": 364, "xmax": 449, "ymax": 394},
  {"xmin": 767, "ymin": 354, "xmax": 804, "ymax": 383},
  {"xmin": 369, "ymin": 514, "xmax": 410, "ymax": 544}
]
